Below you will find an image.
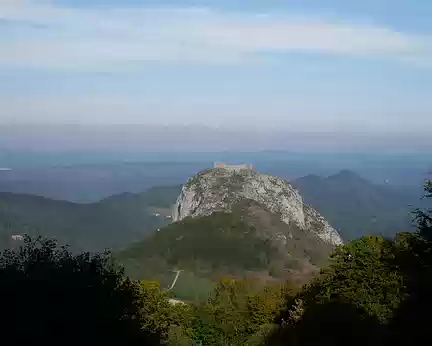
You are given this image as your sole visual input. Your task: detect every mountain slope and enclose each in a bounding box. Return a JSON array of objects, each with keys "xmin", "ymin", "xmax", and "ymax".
[
  {"xmin": 117, "ymin": 200, "xmax": 334, "ymax": 301},
  {"xmin": 117, "ymin": 168, "xmax": 340, "ymax": 300},
  {"xmin": 293, "ymin": 171, "xmax": 419, "ymax": 240},
  {"xmin": 0, "ymin": 185, "xmax": 181, "ymax": 252}
]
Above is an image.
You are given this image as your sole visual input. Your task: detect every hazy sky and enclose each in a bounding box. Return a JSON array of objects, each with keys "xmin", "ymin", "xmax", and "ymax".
[{"xmin": 0, "ymin": 0, "xmax": 431, "ymax": 137}]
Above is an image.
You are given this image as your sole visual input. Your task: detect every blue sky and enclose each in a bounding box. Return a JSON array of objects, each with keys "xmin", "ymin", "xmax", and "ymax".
[{"xmin": 0, "ymin": 0, "xmax": 431, "ymax": 139}]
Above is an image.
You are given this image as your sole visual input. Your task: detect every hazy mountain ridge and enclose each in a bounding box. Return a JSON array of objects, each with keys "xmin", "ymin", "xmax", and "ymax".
[
  {"xmin": 0, "ymin": 162, "xmax": 197, "ymax": 202},
  {"xmin": 0, "ymin": 152, "xmax": 428, "ymax": 202},
  {"xmin": 292, "ymin": 170, "xmax": 421, "ymax": 239}
]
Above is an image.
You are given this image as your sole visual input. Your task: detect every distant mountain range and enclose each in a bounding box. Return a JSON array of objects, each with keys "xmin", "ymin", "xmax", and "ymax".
[
  {"xmin": 0, "ymin": 162, "xmax": 202, "ymax": 202},
  {"xmin": 0, "ymin": 153, "xmax": 429, "ymax": 202},
  {"xmin": 292, "ymin": 170, "xmax": 421, "ymax": 240}
]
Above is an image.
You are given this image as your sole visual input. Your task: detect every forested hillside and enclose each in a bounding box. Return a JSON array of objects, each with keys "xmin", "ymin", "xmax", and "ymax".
[
  {"xmin": 117, "ymin": 200, "xmax": 334, "ymax": 301},
  {"xmin": 0, "ymin": 185, "xmax": 180, "ymax": 252},
  {"xmin": 293, "ymin": 170, "xmax": 421, "ymax": 239}
]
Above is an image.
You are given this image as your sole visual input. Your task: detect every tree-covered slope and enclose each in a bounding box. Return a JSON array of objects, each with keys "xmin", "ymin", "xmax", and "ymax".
[
  {"xmin": 293, "ymin": 170, "xmax": 420, "ymax": 240},
  {"xmin": 117, "ymin": 200, "xmax": 334, "ymax": 301},
  {"xmin": 0, "ymin": 185, "xmax": 181, "ymax": 252}
]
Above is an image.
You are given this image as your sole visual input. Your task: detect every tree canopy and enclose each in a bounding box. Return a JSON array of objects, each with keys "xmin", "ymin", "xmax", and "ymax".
[
  {"xmin": 0, "ymin": 236, "xmax": 160, "ymax": 345},
  {"xmin": 266, "ymin": 179, "xmax": 432, "ymax": 346}
]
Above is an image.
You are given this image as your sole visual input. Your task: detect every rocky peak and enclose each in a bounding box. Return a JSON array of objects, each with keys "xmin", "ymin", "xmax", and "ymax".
[{"xmin": 173, "ymin": 168, "xmax": 343, "ymax": 246}]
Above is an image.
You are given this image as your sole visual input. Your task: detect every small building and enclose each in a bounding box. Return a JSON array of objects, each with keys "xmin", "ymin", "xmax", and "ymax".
[
  {"xmin": 214, "ymin": 162, "xmax": 254, "ymax": 171},
  {"xmin": 168, "ymin": 299, "xmax": 186, "ymax": 306},
  {"xmin": 11, "ymin": 235, "xmax": 24, "ymax": 241}
]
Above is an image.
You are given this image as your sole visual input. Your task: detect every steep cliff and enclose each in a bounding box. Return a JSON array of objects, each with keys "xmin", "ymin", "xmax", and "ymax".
[{"xmin": 173, "ymin": 168, "xmax": 343, "ymax": 246}]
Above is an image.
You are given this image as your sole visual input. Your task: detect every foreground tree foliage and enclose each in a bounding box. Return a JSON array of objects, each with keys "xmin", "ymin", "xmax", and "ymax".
[
  {"xmin": 267, "ymin": 236, "xmax": 400, "ymax": 345},
  {"xmin": 0, "ymin": 235, "xmax": 292, "ymax": 346},
  {"xmin": 137, "ymin": 280, "xmax": 193, "ymax": 343},
  {"xmin": 266, "ymin": 179, "xmax": 432, "ymax": 346},
  {"xmin": 388, "ymin": 180, "xmax": 432, "ymax": 344},
  {"xmin": 0, "ymin": 236, "xmax": 160, "ymax": 345},
  {"xmin": 189, "ymin": 278, "xmax": 294, "ymax": 345}
]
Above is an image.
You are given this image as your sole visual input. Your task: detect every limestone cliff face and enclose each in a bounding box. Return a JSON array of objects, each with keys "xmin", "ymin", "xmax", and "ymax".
[{"xmin": 173, "ymin": 168, "xmax": 343, "ymax": 246}]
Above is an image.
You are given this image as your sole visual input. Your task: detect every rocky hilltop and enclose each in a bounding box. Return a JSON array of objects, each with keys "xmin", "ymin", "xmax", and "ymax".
[
  {"xmin": 118, "ymin": 167, "xmax": 343, "ymax": 300},
  {"xmin": 173, "ymin": 167, "xmax": 343, "ymax": 246}
]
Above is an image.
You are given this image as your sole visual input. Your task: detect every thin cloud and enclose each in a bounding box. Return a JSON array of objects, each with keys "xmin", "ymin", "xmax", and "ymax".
[{"xmin": 0, "ymin": 1, "xmax": 431, "ymax": 69}]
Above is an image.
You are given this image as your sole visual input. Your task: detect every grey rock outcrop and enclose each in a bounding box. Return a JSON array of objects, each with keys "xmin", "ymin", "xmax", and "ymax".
[{"xmin": 173, "ymin": 168, "xmax": 343, "ymax": 246}]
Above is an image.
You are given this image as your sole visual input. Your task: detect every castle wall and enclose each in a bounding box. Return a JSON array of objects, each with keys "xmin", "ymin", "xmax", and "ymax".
[{"xmin": 214, "ymin": 162, "xmax": 254, "ymax": 171}]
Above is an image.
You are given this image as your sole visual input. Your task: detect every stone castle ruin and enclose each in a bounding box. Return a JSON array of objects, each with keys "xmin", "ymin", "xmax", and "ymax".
[{"xmin": 213, "ymin": 162, "xmax": 254, "ymax": 171}]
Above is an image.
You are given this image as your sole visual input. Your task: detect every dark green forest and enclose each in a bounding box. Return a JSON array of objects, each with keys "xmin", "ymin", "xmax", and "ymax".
[
  {"xmin": 293, "ymin": 170, "xmax": 421, "ymax": 239},
  {"xmin": 117, "ymin": 200, "xmax": 333, "ymax": 301},
  {"xmin": 0, "ymin": 180, "xmax": 430, "ymax": 345},
  {"xmin": 0, "ymin": 185, "xmax": 180, "ymax": 252}
]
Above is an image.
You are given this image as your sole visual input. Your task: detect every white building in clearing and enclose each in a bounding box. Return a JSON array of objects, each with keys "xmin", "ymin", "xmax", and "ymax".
[
  {"xmin": 213, "ymin": 162, "xmax": 254, "ymax": 171},
  {"xmin": 11, "ymin": 235, "xmax": 24, "ymax": 241}
]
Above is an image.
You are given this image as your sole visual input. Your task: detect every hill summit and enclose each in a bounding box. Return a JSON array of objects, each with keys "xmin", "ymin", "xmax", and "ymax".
[
  {"xmin": 173, "ymin": 167, "xmax": 343, "ymax": 246},
  {"xmin": 118, "ymin": 168, "xmax": 343, "ymax": 300}
]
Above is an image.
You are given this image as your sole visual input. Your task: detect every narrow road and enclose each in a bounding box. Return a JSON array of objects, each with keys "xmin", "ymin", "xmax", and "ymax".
[{"xmin": 167, "ymin": 270, "xmax": 183, "ymax": 290}]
